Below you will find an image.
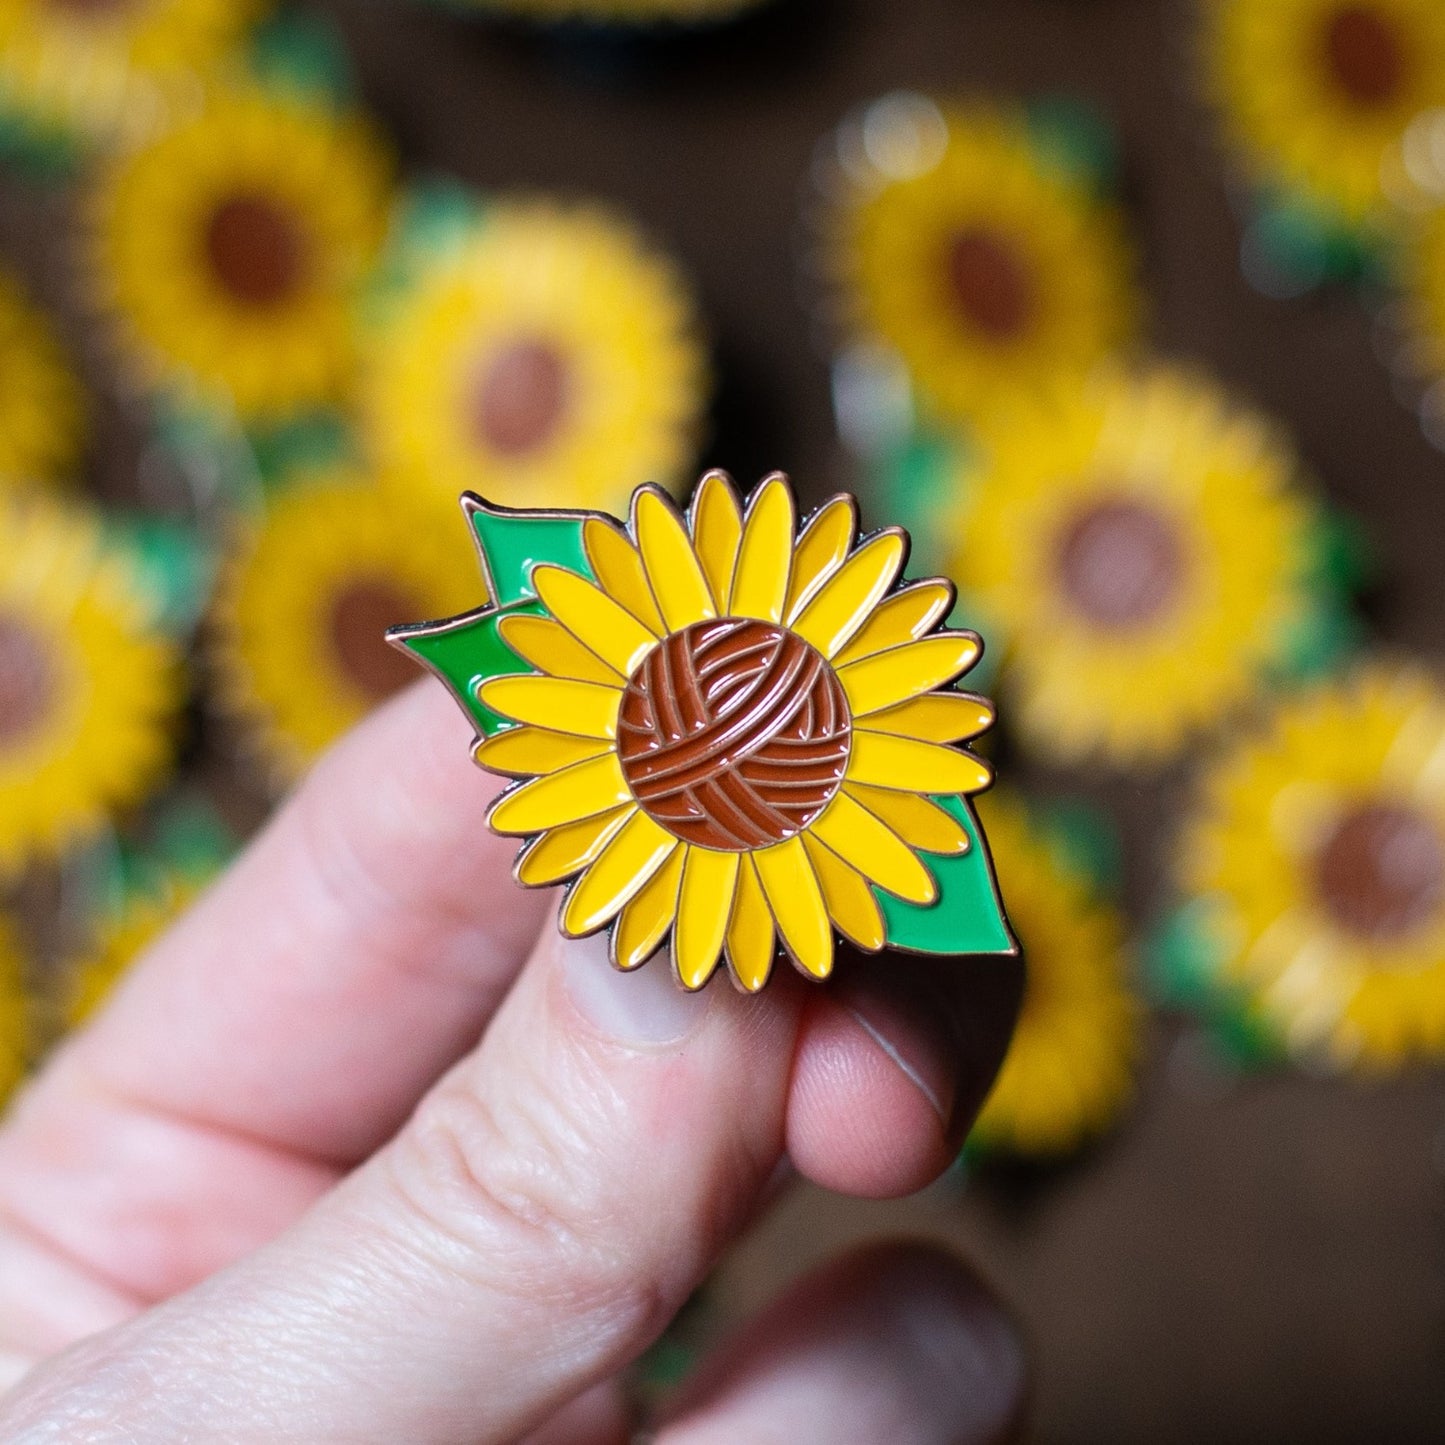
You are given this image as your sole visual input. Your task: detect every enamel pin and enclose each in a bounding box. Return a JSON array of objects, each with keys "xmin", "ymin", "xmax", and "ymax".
[{"xmin": 388, "ymin": 471, "xmax": 1016, "ymax": 992}]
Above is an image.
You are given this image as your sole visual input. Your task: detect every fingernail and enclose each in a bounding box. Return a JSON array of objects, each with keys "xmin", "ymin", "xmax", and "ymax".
[
  {"xmin": 888, "ymin": 1253, "xmax": 1028, "ymax": 1436},
  {"xmin": 560, "ymin": 928, "xmax": 711, "ymax": 1049},
  {"xmin": 837, "ymin": 971, "xmax": 961, "ymax": 1131}
]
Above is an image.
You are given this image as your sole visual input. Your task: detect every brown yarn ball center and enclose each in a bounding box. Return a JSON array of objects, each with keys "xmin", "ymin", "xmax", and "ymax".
[
  {"xmin": 328, "ymin": 578, "xmax": 420, "ymax": 704},
  {"xmin": 1322, "ymin": 5, "xmax": 1407, "ymax": 108},
  {"xmin": 945, "ymin": 226, "xmax": 1036, "ymax": 342},
  {"xmin": 205, "ymin": 193, "xmax": 308, "ymax": 309},
  {"xmin": 470, "ymin": 339, "xmax": 570, "ymax": 457},
  {"xmin": 617, "ymin": 618, "xmax": 851, "ymax": 851},
  {"xmin": 0, "ymin": 613, "xmax": 55, "ymax": 750},
  {"xmin": 1055, "ymin": 496, "xmax": 1184, "ymax": 631},
  {"xmin": 1315, "ymin": 801, "xmax": 1444, "ymax": 942}
]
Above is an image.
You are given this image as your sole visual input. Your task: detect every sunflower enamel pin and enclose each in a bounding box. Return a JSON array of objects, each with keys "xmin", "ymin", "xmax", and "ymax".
[{"xmin": 388, "ymin": 471, "xmax": 1016, "ymax": 992}]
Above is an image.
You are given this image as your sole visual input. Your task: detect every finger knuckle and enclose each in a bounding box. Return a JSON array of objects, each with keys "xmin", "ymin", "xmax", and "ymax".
[{"xmin": 383, "ymin": 1075, "xmax": 663, "ymax": 1336}]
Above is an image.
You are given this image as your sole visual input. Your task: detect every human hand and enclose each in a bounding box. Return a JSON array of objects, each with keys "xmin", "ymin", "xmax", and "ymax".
[{"xmin": 0, "ymin": 681, "xmax": 1025, "ymax": 1443}]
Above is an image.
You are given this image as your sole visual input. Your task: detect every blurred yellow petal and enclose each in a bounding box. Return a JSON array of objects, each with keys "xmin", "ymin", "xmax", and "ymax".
[
  {"xmin": 832, "ymin": 582, "xmax": 953, "ymax": 667},
  {"xmin": 613, "ymin": 848, "xmax": 684, "ymax": 970},
  {"xmin": 845, "ymin": 784, "xmax": 970, "ymax": 855},
  {"xmin": 846, "ymin": 732, "xmax": 992, "ymax": 795},
  {"xmin": 691, "ymin": 470, "xmax": 743, "ymax": 612},
  {"xmin": 674, "ymin": 847, "xmax": 740, "ymax": 989},
  {"xmin": 784, "ymin": 496, "xmax": 856, "ymax": 622},
  {"xmin": 478, "ymin": 675, "xmax": 620, "ymax": 739},
  {"xmin": 562, "ymin": 811, "xmax": 677, "ymax": 936},
  {"xmin": 726, "ymin": 858, "xmax": 775, "ymax": 992},
  {"xmin": 474, "ymin": 725, "xmax": 611, "ymax": 777},
  {"xmin": 754, "ymin": 835, "xmax": 833, "ymax": 978},
  {"xmin": 489, "ymin": 754, "xmax": 632, "ymax": 834},
  {"xmin": 498, "ymin": 614, "xmax": 622, "ymax": 686},
  {"xmin": 729, "ymin": 474, "xmax": 794, "ymax": 623},
  {"xmin": 532, "ymin": 565, "xmax": 657, "ymax": 677},
  {"xmin": 583, "ymin": 517, "xmax": 665, "ymax": 634},
  {"xmin": 810, "ymin": 791, "xmax": 937, "ymax": 904},
  {"xmin": 857, "ymin": 692, "xmax": 994, "ymax": 744},
  {"xmin": 634, "ymin": 487, "xmax": 714, "ymax": 631},
  {"xmin": 803, "ymin": 834, "xmax": 886, "ymax": 951},
  {"xmin": 516, "ymin": 806, "xmax": 631, "ymax": 886},
  {"xmin": 791, "ymin": 530, "xmax": 906, "ymax": 659},
  {"xmin": 839, "ymin": 633, "xmax": 982, "ymax": 716}
]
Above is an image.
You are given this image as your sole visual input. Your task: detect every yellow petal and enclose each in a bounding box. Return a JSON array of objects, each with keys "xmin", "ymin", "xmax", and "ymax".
[
  {"xmin": 729, "ymin": 473, "xmax": 794, "ymax": 623},
  {"xmin": 691, "ymin": 470, "xmax": 743, "ymax": 612},
  {"xmin": 498, "ymin": 614, "xmax": 623, "ymax": 687},
  {"xmin": 857, "ymin": 691, "xmax": 995, "ymax": 743},
  {"xmin": 753, "ymin": 835, "xmax": 834, "ymax": 979},
  {"xmin": 562, "ymin": 810, "xmax": 678, "ymax": 936},
  {"xmin": 784, "ymin": 496, "xmax": 856, "ymax": 622},
  {"xmin": 791, "ymin": 529, "xmax": 907, "ymax": 659},
  {"xmin": 516, "ymin": 806, "xmax": 632, "ymax": 886},
  {"xmin": 803, "ymin": 834, "xmax": 886, "ymax": 951},
  {"xmin": 674, "ymin": 846, "xmax": 741, "ymax": 989},
  {"xmin": 831, "ymin": 581, "xmax": 954, "ymax": 667},
  {"xmin": 478, "ymin": 675, "xmax": 621, "ymax": 739},
  {"xmin": 613, "ymin": 848, "xmax": 684, "ymax": 970},
  {"xmin": 633, "ymin": 487, "xmax": 714, "ymax": 631},
  {"xmin": 846, "ymin": 732, "xmax": 993, "ymax": 795},
  {"xmin": 844, "ymin": 784, "xmax": 970, "ymax": 855},
  {"xmin": 489, "ymin": 754, "xmax": 632, "ymax": 835},
  {"xmin": 583, "ymin": 517, "xmax": 665, "ymax": 634},
  {"xmin": 809, "ymin": 791, "xmax": 937, "ymax": 904},
  {"xmin": 838, "ymin": 633, "xmax": 982, "ymax": 716},
  {"xmin": 474, "ymin": 725, "xmax": 612, "ymax": 777},
  {"xmin": 532, "ymin": 565, "xmax": 658, "ymax": 677},
  {"xmin": 726, "ymin": 858, "xmax": 775, "ymax": 992}
]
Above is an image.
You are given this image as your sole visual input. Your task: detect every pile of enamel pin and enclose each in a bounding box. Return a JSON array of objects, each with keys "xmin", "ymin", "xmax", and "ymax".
[{"xmin": 1, "ymin": 0, "xmax": 1444, "ymax": 1191}]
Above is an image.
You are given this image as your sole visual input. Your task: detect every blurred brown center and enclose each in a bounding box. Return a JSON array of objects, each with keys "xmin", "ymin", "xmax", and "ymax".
[
  {"xmin": 1055, "ymin": 497, "xmax": 1184, "ymax": 630},
  {"xmin": 1316, "ymin": 802, "xmax": 1444, "ymax": 941},
  {"xmin": 328, "ymin": 579, "xmax": 419, "ymax": 704},
  {"xmin": 946, "ymin": 227, "xmax": 1036, "ymax": 341},
  {"xmin": 0, "ymin": 614, "xmax": 55, "ymax": 749},
  {"xmin": 1321, "ymin": 5, "xmax": 1407, "ymax": 107},
  {"xmin": 617, "ymin": 618, "xmax": 851, "ymax": 851},
  {"xmin": 204, "ymin": 194, "xmax": 307, "ymax": 308},
  {"xmin": 470, "ymin": 339, "xmax": 570, "ymax": 457}
]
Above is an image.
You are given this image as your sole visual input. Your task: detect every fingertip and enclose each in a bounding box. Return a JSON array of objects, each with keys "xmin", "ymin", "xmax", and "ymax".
[
  {"xmin": 660, "ymin": 1239, "xmax": 1028, "ymax": 1445},
  {"xmin": 520, "ymin": 1379, "xmax": 633, "ymax": 1445},
  {"xmin": 786, "ymin": 987, "xmax": 954, "ymax": 1198},
  {"xmin": 785, "ymin": 953, "xmax": 1024, "ymax": 1199}
]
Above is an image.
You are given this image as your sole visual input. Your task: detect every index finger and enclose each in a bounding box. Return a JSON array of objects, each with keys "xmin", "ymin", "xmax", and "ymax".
[{"xmin": 0, "ymin": 681, "xmax": 551, "ymax": 1307}]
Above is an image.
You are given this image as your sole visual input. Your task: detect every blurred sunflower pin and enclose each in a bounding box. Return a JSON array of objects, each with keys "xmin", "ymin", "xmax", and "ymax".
[{"xmin": 389, "ymin": 472, "xmax": 1017, "ymax": 992}]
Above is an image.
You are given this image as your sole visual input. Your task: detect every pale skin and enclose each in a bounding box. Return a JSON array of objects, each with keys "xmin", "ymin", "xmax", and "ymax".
[{"xmin": 0, "ymin": 681, "xmax": 1026, "ymax": 1443}]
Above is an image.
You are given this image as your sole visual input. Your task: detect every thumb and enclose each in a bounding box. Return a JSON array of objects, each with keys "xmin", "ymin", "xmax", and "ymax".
[{"xmin": 0, "ymin": 921, "xmax": 804, "ymax": 1441}]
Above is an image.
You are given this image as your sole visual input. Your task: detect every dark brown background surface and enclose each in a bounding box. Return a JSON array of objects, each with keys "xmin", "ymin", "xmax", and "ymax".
[{"xmin": 6, "ymin": 0, "xmax": 1445, "ymax": 1438}]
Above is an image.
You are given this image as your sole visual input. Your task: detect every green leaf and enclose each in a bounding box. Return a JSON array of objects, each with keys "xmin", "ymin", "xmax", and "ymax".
[
  {"xmin": 150, "ymin": 797, "xmax": 237, "ymax": 881},
  {"xmin": 249, "ymin": 410, "xmax": 356, "ymax": 491},
  {"xmin": 0, "ymin": 100, "xmax": 83, "ymax": 179},
  {"xmin": 1206, "ymin": 1004, "xmax": 1289, "ymax": 1070},
  {"xmin": 870, "ymin": 429, "xmax": 969, "ymax": 574},
  {"xmin": 107, "ymin": 513, "xmax": 216, "ymax": 635},
  {"xmin": 876, "ymin": 796, "xmax": 1017, "ymax": 957},
  {"xmin": 391, "ymin": 502, "xmax": 597, "ymax": 735},
  {"xmin": 1032, "ymin": 797, "xmax": 1124, "ymax": 896},
  {"xmin": 1274, "ymin": 598, "xmax": 1363, "ymax": 682},
  {"xmin": 1143, "ymin": 896, "xmax": 1230, "ymax": 1009},
  {"xmin": 466, "ymin": 499, "xmax": 595, "ymax": 606},
  {"xmin": 1304, "ymin": 506, "xmax": 1374, "ymax": 593},
  {"xmin": 1024, "ymin": 94, "xmax": 1120, "ymax": 196},
  {"xmin": 392, "ymin": 601, "xmax": 541, "ymax": 739},
  {"xmin": 248, "ymin": 6, "xmax": 355, "ymax": 106}
]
